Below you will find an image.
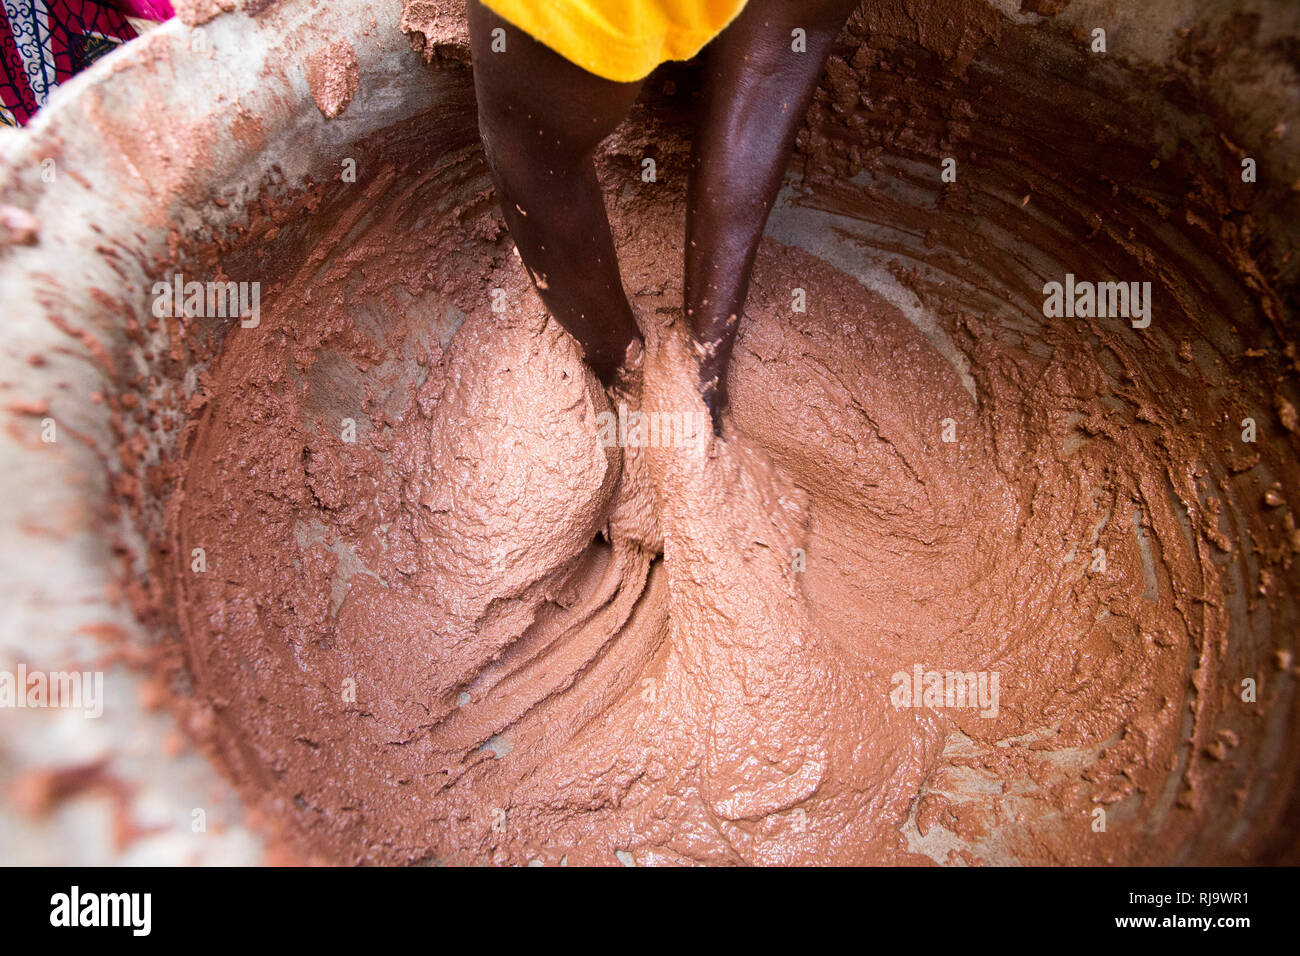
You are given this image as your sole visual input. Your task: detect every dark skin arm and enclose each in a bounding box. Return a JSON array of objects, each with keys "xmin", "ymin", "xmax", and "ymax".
[{"xmin": 468, "ymin": 0, "xmax": 858, "ymax": 429}]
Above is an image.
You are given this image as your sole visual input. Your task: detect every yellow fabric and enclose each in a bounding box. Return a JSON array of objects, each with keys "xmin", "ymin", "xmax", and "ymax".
[{"xmin": 480, "ymin": 0, "xmax": 749, "ymax": 83}]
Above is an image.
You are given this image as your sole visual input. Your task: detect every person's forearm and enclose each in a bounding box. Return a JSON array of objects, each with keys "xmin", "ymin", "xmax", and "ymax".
[
  {"xmin": 686, "ymin": 0, "xmax": 858, "ymax": 429},
  {"xmin": 469, "ymin": 0, "xmax": 644, "ymax": 386}
]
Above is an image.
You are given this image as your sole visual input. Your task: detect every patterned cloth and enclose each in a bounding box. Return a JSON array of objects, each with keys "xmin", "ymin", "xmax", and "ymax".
[
  {"xmin": 1, "ymin": 0, "xmax": 137, "ymax": 127},
  {"xmin": 113, "ymin": 1, "xmax": 172, "ymax": 17}
]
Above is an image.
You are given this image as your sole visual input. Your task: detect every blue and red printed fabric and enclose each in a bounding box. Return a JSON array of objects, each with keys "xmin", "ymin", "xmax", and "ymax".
[{"xmin": 1, "ymin": 1, "xmax": 139, "ymax": 127}]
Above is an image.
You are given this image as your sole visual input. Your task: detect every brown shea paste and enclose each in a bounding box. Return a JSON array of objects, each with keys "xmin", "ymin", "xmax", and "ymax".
[{"xmin": 140, "ymin": 2, "xmax": 1300, "ymax": 864}]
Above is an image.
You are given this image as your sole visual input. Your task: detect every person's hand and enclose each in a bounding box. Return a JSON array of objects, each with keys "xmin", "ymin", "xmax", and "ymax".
[{"xmin": 693, "ymin": 327, "xmax": 734, "ymax": 436}]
